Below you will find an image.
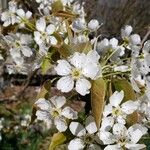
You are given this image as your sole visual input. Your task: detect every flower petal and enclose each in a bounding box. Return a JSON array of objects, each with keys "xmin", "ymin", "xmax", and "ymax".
[
  {"xmin": 75, "ymin": 78, "xmax": 91, "ymax": 96},
  {"xmin": 54, "ymin": 117, "xmax": 68, "ymax": 132},
  {"xmin": 104, "ymin": 145, "xmax": 120, "ymax": 150},
  {"xmin": 82, "ymin": 63, "xmax": 101, "ymax": 79},
  {"xmin": 100, "ymin": 117, "xmax": 114, "ymax": 131},
  {"xmin": 36, "ymin": 110, "xmax": 51, "ymax": 121},
  {"xmin": 85, "ymin": 116, "xmax": 97, "ymax": 134},
  {"xmin": 121, "ymin": 100, "xmax": 138, "ymax": 114},
  {"xmin": 36, "ymin": 17, "xmax": 46, "ymax": 32},
  {"xmin": 88, "ymin": 144, "xmax": 102, "ymax": 150},
  {"xmin": 57, "ymin": 76, "xmax": 74, "ymax": 93},
  {"xmin": 61, "ymin": 107, "xmax": 78, "ymax": 119},
  {"xmin": 55, "ymin": 60, "xmax": 72, "ymax": 76},
  {"xmin": 103, "ymin": 104, "xmax": 113, "ymax": 117},
  {"xmin": 125, "ymin": 143, "xmax": 146, "ymax": 150},
  {"xmin": 109, "ymin": 91, "xmax": 124, "ymax": 107},
  {"xmin": 69, "ymin": 122, "xmax": 86, "ymax": 137},
  {"xmin": 69, "ymin": 52, "xmax": 86, "ymax": 69},
  {"xmin": 46, "ymin": 24, "xmax": 55, "ymax": 35},
  {"xmin": 113, "ymin": 123, "xmax": 127, "ymax": 137},
  {"xmin": 50, "ymin": 96, "xmax": 66, "ymax": 109},
  {"xmin": 35, "ymin": 98, "xmax": 51, "ymax": 111},
  {"xmin": 86, "ymin": 50, "xmax": 100, "ymax": 64},
  {"xmin": 68, "ymin": 138, "xmax": 85, "ymax": 150}
]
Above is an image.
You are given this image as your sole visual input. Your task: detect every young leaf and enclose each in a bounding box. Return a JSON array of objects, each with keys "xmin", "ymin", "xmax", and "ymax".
[
  {"xmin": 41, "ymin": 57, "xmax": 52, "ymax": 74},
  {"xmin": 91, "ymin": 78, "xmax": 106, "ymax": 128},
  {"xmin": 49, "ymin": 132, "xmax": 66, "ymax": 150},
  {"xmin": 112, "ymin": 79, "xmax": 136, "ymax": 101},
  {"xmin": 51, "ymin": 0, "xmax": 63, "ymax": 13},
  {"xmin": 37, "ymin": 80, "xmax": 51, "ymax": 99}
]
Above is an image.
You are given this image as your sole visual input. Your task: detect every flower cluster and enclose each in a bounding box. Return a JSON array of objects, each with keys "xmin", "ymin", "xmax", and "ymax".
[{"xmin": 1, "ymin": 0, "xmax": 150, "ymax": 149}]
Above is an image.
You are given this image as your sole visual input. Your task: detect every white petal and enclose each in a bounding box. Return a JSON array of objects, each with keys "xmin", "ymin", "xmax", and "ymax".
[
  {"xmin": 85, "ymin": 116, "xmax": 97, "ymax": 134},
  {"xmin": 36, "ymin": 17, "xmax": 46, "ymax": 32},
  {"xmin": 86, "ymin": 50, "xmax": 100, "ymax": 64},
  {"xmin": 109, "ymin": 91, "xmax": 124, "ymax": 107},
  {"xmin": 68, "ymin": 138, "xmax": 85, "ymax": 150},
  {"xmin": 21, "ymin": 46, "xmax": 33, "ymax": 57},
  {"xmin": 130, "ymin": 34, "xmax": 141, "ymax": 45},
  {"xmin": 128, "ymin": 124, "xmax": 148, "ymax": 143},
  {"xmin": 88, "ymin": 19, "xmax": 99, "ymax": 31},
  {"xmin": 54, "ymin": 117, "xmax": 68, "ymax": 132},
  {"xmin": 55, "ymin": 60, "xmax": 72, "ymax": 76},
  {"xmin": 69, "ymin": 52, "xmax": 86, "ymax": 69},
  {"xmin": 82, "ymin": 63, "xmax": 101, "ymax": 79},
  {"xmin": 50, "ymin": 96, "xmax": 66, "ymax": 109},
  {"xmin": 36, "ymin": 110, "xmax": 51, "ymax": 121},
  {"xmin": 69, "ymin": 122, "xmax": 86, "ymax": 137},
  {"xmin": 46, "ymin": 24, "xmax": 55, "ymax": 35},
  {"xmin": 26, "ymin": 11, "xmax": 32, "ymax": 19},
  {"xmin": 121, "ymin": 25, "xmax": 133, "ymax": 38},
  {"xmin": 116, "ymin": 116, "xmax": 126, "ymax": 124},
  {"xmin": 109, "ymin": 38, "xmax": 118, "ymax": 49},
  {"xmin": 35, "ymin": 98, "xmax": 51, "ymax": 111},
  {"xmin": 88, "ymin": 144, "xmax": 102, "ymax": 150},
  {"xmin": 61, "ymin": 107, "xmax": 78, "ymax": 119},
  {"xmin": 125, "ymin": 143, "xmax": 146, "ymax": 150},
  {"xmin": 113, "ymin": 123, "xmax": 127, "ymax": 136},
  {"xmin": 75, "ymin": 78, "xmax": 91, "ymax": 96},
  {"xmin": 103, "ymin": 104, "xmax": 113, "ymax": 117},
  {"xmin": 49, "ymin": 36, "xmax": 58, "ymax": 45},
  {"xmin": 100, "ymin": 117, "xmax": 114, "ymax": 131},
  {"xmin": 121, "ymin": 100, "xmax": 138, "ymax": 114},
  {"xmin": 97, "ymin": 131, "xmax": 116, "ymax": 145},
  {"xmin": 16, "ymin": 9, "xmax": 25, "ymax": 17},
  {"xmin": 57, "ymin": 76, "xmax": 74, "ymax": 93},
  {"xmin": 104, "ymin": 145, "xmax": 120, "ymax": 150}
]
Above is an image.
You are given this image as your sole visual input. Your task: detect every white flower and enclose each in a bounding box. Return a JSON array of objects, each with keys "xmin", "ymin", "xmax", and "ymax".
[
  {"xmin": 16, "ymin": 9, "xmax": 32, "ymax": 28},
  {"xmin": 35, "ymin": 96, "xmax": 78, "ymax": 132},
  {"xmin": 88, "ymin": 19, "xmax": 99, "ymax": 31},
  {"xmin": 34, "ymin": 17, "xmax": 57, "ymax": 46},
  {"xmin": 68, "ymin": 116, "xmax": 101, "ymax": 150},
  {"xmin": 103, "ymin": 91, "xmax": 138, "ymax": 124},
  {"xmin": 1, "ymin": 1, "xmax": 18, "ymax": 27},
  {"xmin": 55, "ymin": 50, "xmax": 101, "ymax": 95},
  {"xmin": 98, "ymin": 123, "xmax": 147, "ymax": 150}
]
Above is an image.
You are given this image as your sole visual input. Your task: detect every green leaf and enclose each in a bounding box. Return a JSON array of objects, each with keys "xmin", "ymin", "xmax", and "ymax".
[
  {"xmin": 58, "ymin": 43, "xmax": 73, "ymax": 58},
  {"xmin": 37, "ymin": 80, "xmax": 51, "ymax": 99},
  {"xmin": 51, "ymin": 0, "xmax": 63, "ymax": 13},
  {"xmin": 71, "ymin": 42, "xmax": 92, "ymax": 53},
  {"xmin": 91, "ymin": 78, "xmax": 106, "ymax": 128},
  {"xmin": 41, "ymin": 56, "xmax": 52, "ymax": 74},
  {"xmin": 112, "ymin": 79, "xmax": 136, "ymax": 101},
  {"xmin": 49, "ymin": 132, "xmax": 66, "ymax": 150}
]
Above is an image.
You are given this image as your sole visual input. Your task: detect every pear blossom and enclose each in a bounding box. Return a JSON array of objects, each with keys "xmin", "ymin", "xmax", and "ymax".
[
  {"xmin": 68, "ymin": 116, "xmax": 101, "ymax": 150},
  {"xmin": 121, "ymin": 25, "xmax": 141, "ymax": 47},
  {"xmin": 16, "ymin": 9, "xmax": 32, "ymax": 28},
  {"xmin": 34, "ymin": 17, "xmax": 57, "ymax": 48},
  {"xmin": 98, "ymin": 123, "xmax": 147, "ymax": 150},
  {"xmin": 103, "ymin": 91, "xmax": 138, "ymax": 124},
  {"xmin": 55, "ymin": 50, "xmax": 101, "ymax": 95},
  {"xmin": 35, "ymin": 96, "xmax": 78, "ymax": 132},
  {"xmin": 1, "ymin": 1, "xmax": 18, "ymax": 27}
]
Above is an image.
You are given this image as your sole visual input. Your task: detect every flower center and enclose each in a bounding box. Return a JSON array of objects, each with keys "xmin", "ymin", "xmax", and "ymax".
[
  {"xmin": 15, "ymin": 40, "xmax": 21, "ymax": 48},
  {"xmin": 84, "ymin": 134, "xmax": 94, "ymax": 145},
  {"xmin": 71, "ymin": 68, "xmax": 82, "ymax": 79},
  {"xmin": 51, "ymin": 109, "xmax": 61, "ymax": 117},
  {"xmin": 112, "ymin": 107, "xmax": 122, "ymax": 117}
]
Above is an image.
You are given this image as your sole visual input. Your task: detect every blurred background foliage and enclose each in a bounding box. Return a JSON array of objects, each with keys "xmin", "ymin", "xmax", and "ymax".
[{"xmin": 0, "ymin": 0, "xmax": 150, "ymax": 149}]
